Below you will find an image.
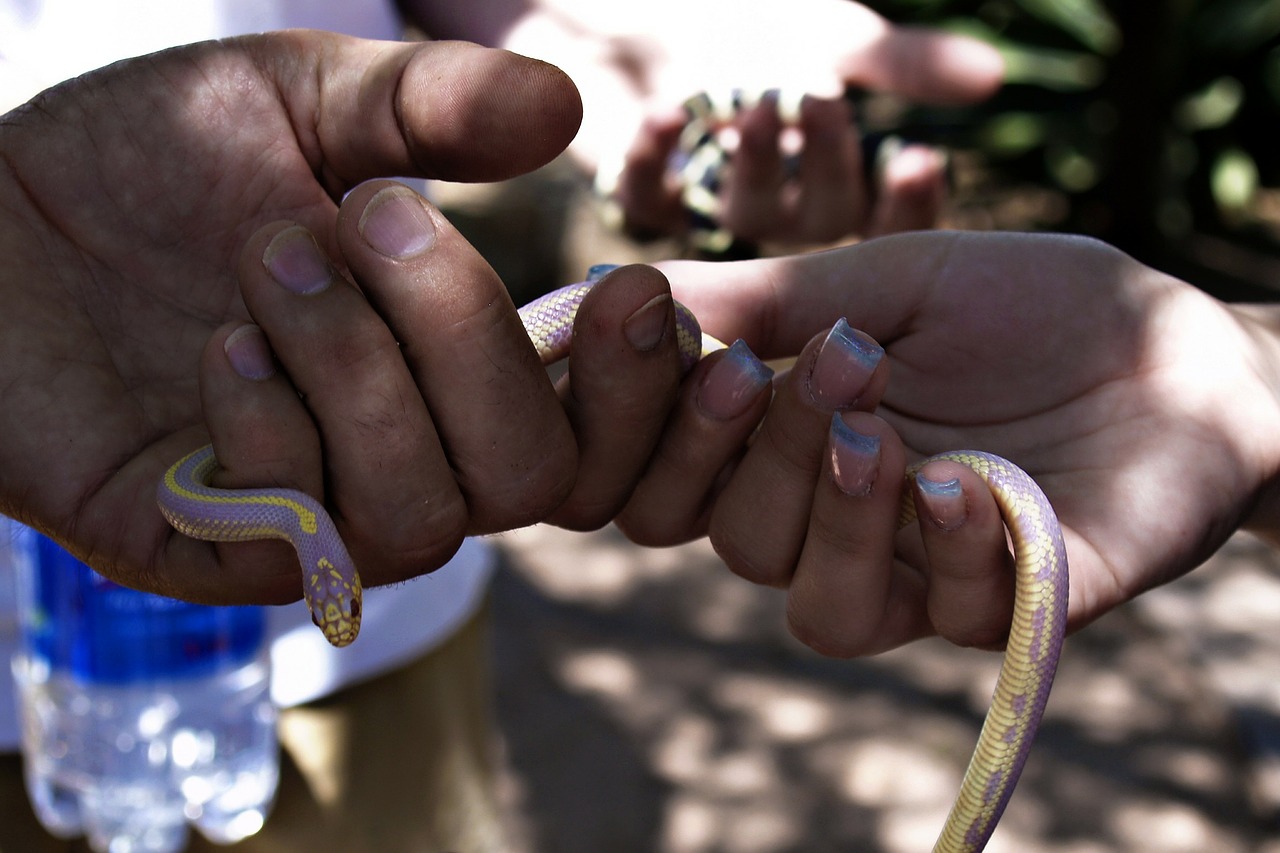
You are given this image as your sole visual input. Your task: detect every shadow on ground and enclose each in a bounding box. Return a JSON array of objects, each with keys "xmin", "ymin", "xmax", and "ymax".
[{"xmin": 491, "ymin": 525, "xmax": 1278, "ymax": 853}]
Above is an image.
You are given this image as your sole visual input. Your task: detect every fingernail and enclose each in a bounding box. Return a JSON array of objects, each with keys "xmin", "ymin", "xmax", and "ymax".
[
  {"xmin": 808, "ymin": 319, "xmax": 884, "ymax": 410},
  {"xmin": 358, "ymin": 185, "xmax": 436, "ymax": 258},
  {"xmin": 224, "ymin": 324, "xmax": 275, "ymax": 381},
  {"xmin": 916, "ymin": 473, "xmax": 966, "ymax": 531},
  {"xmin": 777, "ymin": 88, "xmax": 804, "ymax": 124},
  {"xmin": 263, "ymin": 226, "xmax": 332, "ymax": 295},
  {"xmin": 739, "ymin": 87, "xmax": 779, "ymax": 118},
  {"xmin": 624, "ymin": 293, "xmax": 672, "ymax": 352},
  {"xmin": 829, "ymin": 413, "xmax": 880, "ymax": 496},
  {"xmin": 587, "ymin": 263, "xmax": 621, "ymax": 282},
  {"xmin": 697, "ymin": 340, "xmax": 774, "ymax": 420}
]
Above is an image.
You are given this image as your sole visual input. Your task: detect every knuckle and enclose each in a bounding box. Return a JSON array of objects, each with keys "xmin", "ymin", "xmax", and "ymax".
[
  {"xmin": 549, "ymin": 490, "xmax": 625, "ymax": 534},
  {"xmin": 707, "ymin": 525, "xmax": 786, "ymax": 588},
  {"xmin": 614, "ymin": 505, "xmax": 699, "ymax": 548},
  {"xmin": 759, "ymin": 409, "xmax": 826, "ymax": 475},
  {"xmin": 778, "ymin": 596, "xmax": 870, "ymax": 655},
  {"xmin": 369, "ymin": 501, "xmax": 469, "ymax": 584},
  {"xmin": 931, "ymin": 607, "xmax": 1011, "ymax": 651},
  {"xmin": 460, "ymin": 446, "xmax": 578, "ymax": 532},
  {"xmin": 785, "ymin": 604, "xmax": 866, "ymax": 659}
]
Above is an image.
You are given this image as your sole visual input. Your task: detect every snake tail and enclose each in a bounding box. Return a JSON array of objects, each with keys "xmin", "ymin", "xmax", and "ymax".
[
  {"xmin": 156, "ymin": 445, "xmax": 362, "ymax": 647},
  {"xmin": 903, "ymin": 451, "xmax": 1069, "ymax": 853}
]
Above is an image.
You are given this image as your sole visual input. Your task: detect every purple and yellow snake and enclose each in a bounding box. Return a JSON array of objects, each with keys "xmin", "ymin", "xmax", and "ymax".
[{"xmin": 157, "ymin": 266, "xmax": 1067, "ymax": 852}]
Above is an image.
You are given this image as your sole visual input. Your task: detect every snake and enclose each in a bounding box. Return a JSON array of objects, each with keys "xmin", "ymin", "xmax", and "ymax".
[
  {"xmin": 597, "ymin": 87, "xmax": 905, "ymax": 260},
  {"xmin": 157, "ymin": 264, "xmax": 1068, "ymax": 852}
]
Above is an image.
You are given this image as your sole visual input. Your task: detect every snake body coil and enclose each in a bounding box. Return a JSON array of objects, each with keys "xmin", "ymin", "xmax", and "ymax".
[{"xmin": 157, "ymin": 268, "xmax": 1068, "ymax": 852}]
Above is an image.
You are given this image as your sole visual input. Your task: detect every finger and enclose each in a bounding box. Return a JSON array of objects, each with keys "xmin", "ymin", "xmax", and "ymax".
[
  {"xmin": 244, "ymin": 33, "xmax": 582, "ymax": 190},
  {"xmin": 786, "ymin": 412, "xmax": 930, "ymax": 657},
  {"xmin": 865, "ymin": 144, "xmax": 948, "ymax": 237},
  {"xmin": 708, "ymin": 320, "xmax": 888, "ymax": 587},
  {"xmin": 547, "ymin": 265, "xmax": 688, "ymax": 530},
  {"xmin": 719, "ymin": 91, "xmax": 788, "ymax": 241},
  {"xmin": 159, "ymin": 322, "xmax": 323, "ymax": 605},
  {"xmin": 238, "ymin": 220, "xmax": 469, "ymax": 586},
  {"xmin": 616, "ymin": 340, "xmax": 775, "ymax": 545},
  {"xmin": 914, "ymin": 459, "xmax": 1017, "ymax": 649},
  {"xmin": 793, "ymin": 95, "xmax": 867, "ymax": 243},
  {"xmin": 335, "ymin": 180, "xmax": 577, "ymax": 535},
  {"xmin": 836, "ymin": 26, "xmax": 1004, "ymax": 105},
  {"xmin": 611, "ymin": 107, "xmax": 688, "ymax": 236}
]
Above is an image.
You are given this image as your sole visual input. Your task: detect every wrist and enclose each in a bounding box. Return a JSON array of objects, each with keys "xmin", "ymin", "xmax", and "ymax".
[{"xmin": 1225, "ymin": 303, "xmax": 1280, "ymax": 542}]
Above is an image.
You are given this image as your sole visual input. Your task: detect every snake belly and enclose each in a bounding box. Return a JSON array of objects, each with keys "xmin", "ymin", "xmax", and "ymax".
[{"xmin": 156, "ymin": 268, "xmax": 1067, "ymax": 852}]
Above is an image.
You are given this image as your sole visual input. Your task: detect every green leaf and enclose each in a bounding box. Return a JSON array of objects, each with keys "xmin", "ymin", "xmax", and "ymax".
[
  {"xmin": 1212, "ymin": 147, "xmax": 1259, "ymax": 211},
  {"xmin": 999, "ymin": 42, "xmax": 1108, "ymax": 90},
  {"xmin": 1175, "ymin": 76, "xmax": 1245, "ymax": 130},
  {"xmin": 979, "ymin": 113, "xmax": 1048, "ymax": 155},
  {"xmin": 1190, "ymin": 0, "xmax": 1280, "ymax": 55},
  {"xmin": 1013, "ymin": 0, "xmax": 1121, "ymax": 55}
]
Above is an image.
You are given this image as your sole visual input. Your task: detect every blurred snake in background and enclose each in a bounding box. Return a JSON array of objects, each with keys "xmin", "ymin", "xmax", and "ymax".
[
  {"xmin": 159, "ymin": 89, "xmax": 1068, "ymax": 853},
  {"xmin": 597, "ymin": 88, "xmax": 908, "ymax": 260}
]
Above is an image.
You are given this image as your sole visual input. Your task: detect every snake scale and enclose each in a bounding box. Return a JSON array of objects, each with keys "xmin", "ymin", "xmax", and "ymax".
[{"xmin": 157, "ymin": 263, "xmax": 1067, "ymax": 852}]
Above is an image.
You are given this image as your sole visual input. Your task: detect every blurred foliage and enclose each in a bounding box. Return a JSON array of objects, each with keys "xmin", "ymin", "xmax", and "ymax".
[{"xmin": 859, "ymin": 0, "xmax": 1280, "ymax": 298}]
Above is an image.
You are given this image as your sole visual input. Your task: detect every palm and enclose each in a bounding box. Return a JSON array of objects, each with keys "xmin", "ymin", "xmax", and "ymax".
[
  {"xmin": 0, "ymin": 33, "xmax": 580, "ymax": 599},
  {"xmin": 882, "ymin": 236, "xmax": 1264, "ymax": 624}
]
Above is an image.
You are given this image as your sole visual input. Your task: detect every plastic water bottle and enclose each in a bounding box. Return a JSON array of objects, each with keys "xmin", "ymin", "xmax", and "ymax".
[{"xmin": 5, "ymin": 518, "xmax": 279, "ymax": 852}]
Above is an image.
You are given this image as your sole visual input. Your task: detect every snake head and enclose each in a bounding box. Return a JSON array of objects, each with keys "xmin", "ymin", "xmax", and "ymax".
[{"xmin": 306, "ymin": 558, "xmax": 363, "ymax": 647}]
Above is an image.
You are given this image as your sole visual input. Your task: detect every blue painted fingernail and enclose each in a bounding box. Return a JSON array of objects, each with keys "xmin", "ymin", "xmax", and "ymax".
[
  {"xmin": 224, "ymin": 324, "xmax": 275, "ymax": 381},
  {"xmin": 916, "ymin": 474, "xmax": 961, "ymax": 498},
  {"xmin": 359, "ymin": 185, "xmax": 436, "ymax": 259},
  {"xmin": 916, "ymin": 473, "xmax": 966, "ymax": 531},
  {"xmin": 264, "ymin": 226, "xmax": 332, "ymax": 295},
  {"xmin": 587, "ymin": 263, "xmax": 622, "ymax": 282},
  {"xmin": 809, "ymin": 318, "xmax": 884, "ymax": 410},
  {"xmin": 697, "ymin": 339, "xmax": 774, "ymax": 420},
  {"xmin": 829, "ymin": 413, "xmax": 880, "ymax": 496}
]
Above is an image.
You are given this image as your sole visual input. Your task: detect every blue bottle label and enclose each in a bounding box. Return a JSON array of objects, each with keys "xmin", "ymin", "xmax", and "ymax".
[{"xmin": 20, "ymin": 532, "xmax": 264, "ymax": 684}]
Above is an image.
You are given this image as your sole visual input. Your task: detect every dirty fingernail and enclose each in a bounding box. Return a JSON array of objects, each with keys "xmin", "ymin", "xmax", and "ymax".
[
  {"xmin": 224, "ymin": 324, "xmax": 276, "ymax": 381},
  {"xmin": 359, "ymin": 185, "xmax": 436, "ymax": 259},
  {"xmin": 264, "ymin": 226, "xmax": 332, "ymax": 295},
  {"xmin": 624, "ymin": 293, "xmax": 673, "ymax": 352}
]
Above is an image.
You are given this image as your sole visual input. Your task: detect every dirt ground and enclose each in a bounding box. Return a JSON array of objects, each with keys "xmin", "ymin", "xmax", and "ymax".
[{"xmin": 434, "ymin": 161, "xmax": 1280, "ymax": 852}]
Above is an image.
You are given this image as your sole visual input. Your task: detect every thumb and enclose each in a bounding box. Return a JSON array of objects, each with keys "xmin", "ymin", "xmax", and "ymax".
[
  {"xmin": 246, "ymin": 32, "xmax": 583, "ymax": 187},
  {"xmin": 658, "ymin": 231, "xmax": 959, "ymax": 357}
]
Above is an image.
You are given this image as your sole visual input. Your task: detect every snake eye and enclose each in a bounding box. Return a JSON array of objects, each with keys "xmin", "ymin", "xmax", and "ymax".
[{"xmin": 350, "ymin": 599, "xmax": 361, "ymax": 619}]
